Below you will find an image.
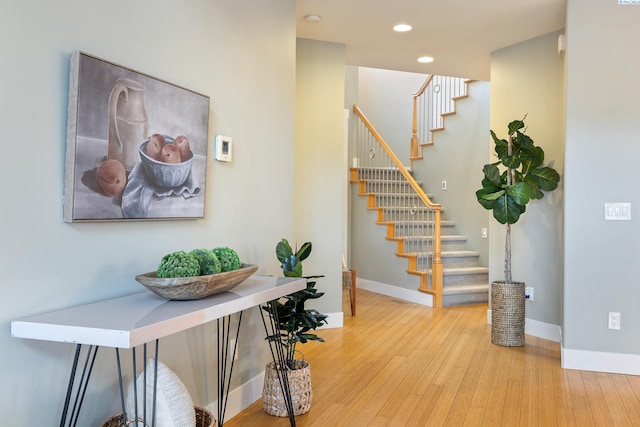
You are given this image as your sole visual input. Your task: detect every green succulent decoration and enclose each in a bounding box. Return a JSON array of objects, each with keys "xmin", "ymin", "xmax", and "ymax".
[
  {"xmin": 157, "ymin": 250, "xmax": 200, "ymax": 278},
  {"xmin": 476, "ymin": 117, "xmax": 560, "ymax": 283}
]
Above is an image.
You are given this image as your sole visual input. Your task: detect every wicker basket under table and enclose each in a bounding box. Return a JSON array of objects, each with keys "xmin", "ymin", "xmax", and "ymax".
[
  {"xmin": 100, "ymin": 405, "xmax": 216, "ymax": 427},
  {"xmin": 263, "ymin": 360, "xmax": 313, "ymax": 417}
]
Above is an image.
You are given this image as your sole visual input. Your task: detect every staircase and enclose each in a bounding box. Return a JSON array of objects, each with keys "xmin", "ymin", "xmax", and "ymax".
[
  {"xmin": 354, "ymin": 166, "xmax": 489, "ymax": 306},
  {"xmin": 351, "ymin": 73, "xmax": 490, "ymax": 307}
]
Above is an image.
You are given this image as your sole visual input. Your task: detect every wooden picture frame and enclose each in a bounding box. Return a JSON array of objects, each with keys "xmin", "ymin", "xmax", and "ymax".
[{"xmin": 63, "ymin": 51, "xmax": 210, "ymax": 222}]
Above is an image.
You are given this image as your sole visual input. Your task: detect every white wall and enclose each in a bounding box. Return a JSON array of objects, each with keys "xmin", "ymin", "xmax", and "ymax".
[
  {"xmin": 563, "ymin": 0, "xmax": 640, "ymax": 374},
  {"xmin": 489, "ymin": 31, "xmax": 565, "ymax": 329},
  {"xmin": 0, "ymin": 1, "xmax": 300, "ymax": 424}
]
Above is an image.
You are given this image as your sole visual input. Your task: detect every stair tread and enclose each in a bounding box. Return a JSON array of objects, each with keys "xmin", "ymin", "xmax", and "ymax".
[
  {"xmin": 364, "ymin": 178, "xmax": 419, "ymax": 183},
  {"xmin": 441, "ymin": 266, "xmax": 489, "ymax": 275},
  {"xmin": 415, "ymin": 250, "xmax": 480, "ymax": 258},
  {"xmin": 394, "ymin": 220, "xmax": 455, "ymax": 225},
  {"xmin": 375, "ymin": 192, "xmax": 427, "ymax": 197},
  {"xmin": 426, "ymin": 266, "xmax": 489, "ymax": 275},
  {"xmin": 425, "ymin": 250, "xmax": 479, "ymax": 257},
  {"xmin": 404, "ymin": 235, "xmax": 467, "ymax": 241},
  {"xmin": 358, "ymin": 166, "xmax": 412, "ymax": 171}
]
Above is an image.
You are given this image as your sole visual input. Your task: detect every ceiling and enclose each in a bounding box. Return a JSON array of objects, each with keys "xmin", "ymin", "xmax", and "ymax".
[{"xmin": 296, "ymin": 0, "xmax": 566, "ymax": 80}]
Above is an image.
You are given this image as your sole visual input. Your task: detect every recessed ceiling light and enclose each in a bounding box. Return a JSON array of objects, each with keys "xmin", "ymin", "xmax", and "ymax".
[
  {"xmin": 393, "ymin": 24, "xmax": 412, "ymax": 32},
  {"xmin": 418, "ymin": 56, "xmax": 434, "ymax": 63},
  {"xmin": 304, "ymin": 14, "xmax": 321, "ymax": 24}
]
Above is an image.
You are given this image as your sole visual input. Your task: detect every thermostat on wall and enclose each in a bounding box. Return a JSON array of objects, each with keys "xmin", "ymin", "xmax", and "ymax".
[{"xmin": 214, "ymin": 135, "xmax": 233, "ymax": 162}]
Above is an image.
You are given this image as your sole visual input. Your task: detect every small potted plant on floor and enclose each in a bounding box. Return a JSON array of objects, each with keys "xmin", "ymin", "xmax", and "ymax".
[
  {"xmin": 475, "ymin": 117, "xmax": 560, "ymax": 346},
  {"xmin": 262, "ymin": 238, "xmax": 327, "ymax": 417}
]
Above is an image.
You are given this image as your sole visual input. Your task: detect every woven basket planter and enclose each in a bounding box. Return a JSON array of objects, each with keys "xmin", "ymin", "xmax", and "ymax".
[
  {"xmin": 100, "ymin": 405, "xmax": 215, "ymax": 427},
  {"xmin": 263, "ymin": 360, "xmax": 312, "ymax": 417},
  {"xmin": 491, "ymin": 281, "xmax": 525, "ymax": 347}
]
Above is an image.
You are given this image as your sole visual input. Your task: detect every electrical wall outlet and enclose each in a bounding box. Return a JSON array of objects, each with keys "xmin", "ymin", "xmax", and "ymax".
[
  {"xmin": 608, "ymin": 312, "xmax": 621, "ymax": 330},
  {"xmin": 441, "ymin": 180, "xmax": 447, "ymax": 190},
  {"xmin": 525, "ymin": 287, "xmax": 534, "ymax": 301}
]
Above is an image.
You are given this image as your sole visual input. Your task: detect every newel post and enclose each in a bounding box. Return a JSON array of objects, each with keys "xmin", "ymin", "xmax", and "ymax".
[
  {"xmin": 431, "ymin": 208, "xmax": 443, "ymax": 308},
  {"xmin": 410, "ymin": 96, "xmax": 419, "ymax": 159}
]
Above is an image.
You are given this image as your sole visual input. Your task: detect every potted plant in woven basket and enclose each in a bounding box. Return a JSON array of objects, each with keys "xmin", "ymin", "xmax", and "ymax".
[
  {"xmin": 262, "ymin": 238, "xmax": 327, "ymax": 417},
  {"xmin": 476, "ymin": 116, "xmax": 560, "ymax": 346}
]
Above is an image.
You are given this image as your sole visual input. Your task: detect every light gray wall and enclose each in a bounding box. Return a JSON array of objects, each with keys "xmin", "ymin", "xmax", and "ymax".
[
  {"xmin": 356, "ymin": 67, "xmax": 427, "ymax": 163},
  {"xmin": 295, "ymin": 39, "xmax": 346, "ymax": 315},
  {"xmin": 564, "ymin": 0, "xmax": 640, "ymax": 355},
  {"xmin": 0, "ymin": 1, "xmax": 304, "ymax": 424},
  {"xmin": 414, "ymin": 81, "xmax": 491, "ymax": 266},
  {"xmin": 489, "ymin": 31, "xmax": 565, "ymax": 327},
  {"xmin": 345, "ymin": 66, "xmax": 359, "ymax": 267}
]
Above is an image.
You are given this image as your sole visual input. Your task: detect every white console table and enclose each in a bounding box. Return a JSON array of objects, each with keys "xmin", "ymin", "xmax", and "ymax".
[{"xmin": 12, "ymin": 275, "xmax": 306, "ymax": 427}]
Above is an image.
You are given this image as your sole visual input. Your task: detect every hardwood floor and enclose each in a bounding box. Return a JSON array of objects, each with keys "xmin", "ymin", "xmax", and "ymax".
[{"xmin": 225, "ymin": 289, "xmax": 640, "ymax": 426}]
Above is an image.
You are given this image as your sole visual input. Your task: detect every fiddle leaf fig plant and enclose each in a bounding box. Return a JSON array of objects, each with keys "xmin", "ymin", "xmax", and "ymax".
[{"xmin": 476, "ymin": 117, "xmax": 560, "ymax": 283}]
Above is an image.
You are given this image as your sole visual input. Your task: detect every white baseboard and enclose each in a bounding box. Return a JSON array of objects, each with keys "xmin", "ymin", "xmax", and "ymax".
[
  {"xmin": 357, "ymin": 280, "xmax": 562, "ymax": 343},
  {"xmin": 321, "ymin": 311, "xmax": 344, "ymax": 329},
  {"xmin": 357, "ymin": 278, "xmax": 434, "ymax": 307},
  {"xmin": 562, "ymin": 347, "xmax": 640, "ymax": 375},
  {"xmin": 487, "ymin": 309, "xmax": 562, "ymax": 343}
]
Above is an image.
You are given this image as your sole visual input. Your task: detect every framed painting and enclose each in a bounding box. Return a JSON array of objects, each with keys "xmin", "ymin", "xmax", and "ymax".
[{"xmin": 63, "ymin": 51, "xmax": 210, "ymax": 222}]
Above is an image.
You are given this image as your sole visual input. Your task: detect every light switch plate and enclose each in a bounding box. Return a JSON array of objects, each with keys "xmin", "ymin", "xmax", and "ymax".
[
  {"xmin": 604, "ymin": 203, "xmax": 631, "ymax": 221},
  {"xmin": 215, "ymin": 135, "xmax": 232, "ymax": 162}
]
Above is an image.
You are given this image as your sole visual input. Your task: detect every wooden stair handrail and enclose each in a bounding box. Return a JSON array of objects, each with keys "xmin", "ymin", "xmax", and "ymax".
[
  {"xmin": 353, "ymin": 105, "xmax": 440, "ymax": 211},
  {"xmin": 412, "ymin": 74, "xmax": 434, "ymax": 98}
]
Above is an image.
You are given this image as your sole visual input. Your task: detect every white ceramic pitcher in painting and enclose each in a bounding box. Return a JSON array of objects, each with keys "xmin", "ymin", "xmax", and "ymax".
[{"xmin": 108, "ymin": 78, "xmax": 149, "ymax": 171}]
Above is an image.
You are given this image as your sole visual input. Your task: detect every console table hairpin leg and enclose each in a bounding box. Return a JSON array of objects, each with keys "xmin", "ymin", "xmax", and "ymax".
[
  {"xmin": 60, "ymin": 342, "xmax": 162, "ymax": 427},
  {"xmin": 217, "ymin": 312, "xmax": 243, "ymax": 426},
  {"xmin": 60, "ymin": 344, "xmax": 99, "ymax": 427},
  {"xmin": 260, "ymin": 300, "xmax": 296, "ymax": 427},
  {"xmin": 115, "ymin": 340, "xmax": 160, "ymax": 427}
]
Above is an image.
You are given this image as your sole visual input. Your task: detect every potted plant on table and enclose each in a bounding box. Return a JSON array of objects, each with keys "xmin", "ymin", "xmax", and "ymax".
[
  {"xmin": 475, "ymin": 117, "xmax": 560, "ymax": 346},
  {"xmin": 262, "ymin": 238, "xmax": 327, "ymax": 417}
]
